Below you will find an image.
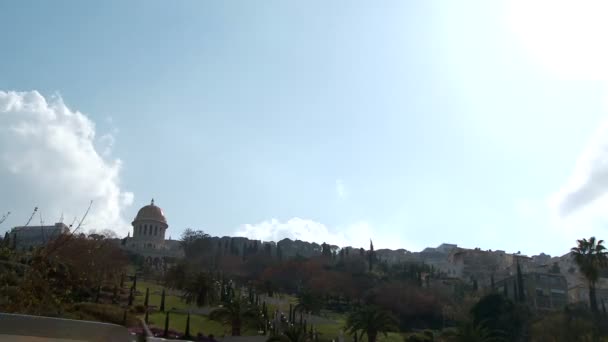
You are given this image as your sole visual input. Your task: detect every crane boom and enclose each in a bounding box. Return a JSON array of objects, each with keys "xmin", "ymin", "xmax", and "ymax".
[
  {"xmin": 0, "ymin": 212, "xmax": 10, "ymax": 226},
  {"xmin": 24, "ymin": 207, "xmax": 38, "ymax": 226}
]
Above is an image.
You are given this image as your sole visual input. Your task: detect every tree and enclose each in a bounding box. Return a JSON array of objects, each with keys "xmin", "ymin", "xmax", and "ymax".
[
  {"xmin": 180, "ymin": 229, "xmax": 212, "ymax": 260},
  {"xmin": 571, "ymin": 237, "xmax": 608, "ymax": 313},
  {"xmin": 209, "ymin": 296, "xmax": 258, "ymax": 336},
  {"xmin": 267, "ymin": 325, "xmax": 308, "ymax": 342},
  {"xmin": 144, "ymin": 288, "xmax": 150, "ymax": 307},
  {"xmin": 182, "ymin": 272, "xmax": 214, "ymax": 307},
  {"xmin": 160, "ymin": 288, "xmax": 166, "ymax": 312},
  {"xmin": 368, "ymin": 240, "xmax": 375, "ymax": 272},
  {"xmin": 470, "ymin": 293, "xmax": 528, "ymax": 341},
  {"xmin": 128, "ymin": 287, "xmax": 134, "ymax": 306},
  {"xmin": 163, "ymin": 311, "xmax": 170, "ymax": 338},
  {"xmin": 516, "ymin": 261, "xmax": 525, "ymax": 303},
  {"xmin": 277, "ymin": 244, "xmax": 283, "ymax": 261},
  {"xmin": 2, "ymin": 232, "xmax": 9, "ymax": 247},
  {"xmin": 345, "ymin": 305, "xmax": 398, "ymax": 342},
  {"xmin": 446, "ymin": 320, "xmax": 506, "ymax": 342},
  {"xmin": 295, "ymin": 290, "xmax": 324, "ymax": 315},
  {"xmin": 185, "ymin": 312, "xmax": 191, "ymax": 338}
]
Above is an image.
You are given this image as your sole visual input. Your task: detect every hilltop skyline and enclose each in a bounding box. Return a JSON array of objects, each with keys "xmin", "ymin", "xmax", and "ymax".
[{"xmin": 2, "ymin": 1, "xmax": 608, "ymax": 256}]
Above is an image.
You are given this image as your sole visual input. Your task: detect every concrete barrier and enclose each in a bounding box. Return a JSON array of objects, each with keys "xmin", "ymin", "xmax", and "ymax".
[{"xmin": 0, "ymin": 312, "xmax": 135, "ymax": 342}]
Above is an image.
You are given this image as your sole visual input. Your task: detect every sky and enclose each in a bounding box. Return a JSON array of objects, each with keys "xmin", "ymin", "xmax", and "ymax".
[{"xmin": 1, "ymin": 1, "xmax": 608, "ymax": 256}]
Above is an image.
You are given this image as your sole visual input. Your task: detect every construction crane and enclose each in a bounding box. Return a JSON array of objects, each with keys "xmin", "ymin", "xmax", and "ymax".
[
  {"xmin": 24, "ymin": 207, "xmax": 38, "ymax": 226},
  {"xmin": 0, "ymin": 212, "xmax": 10, "ymax": 226}
]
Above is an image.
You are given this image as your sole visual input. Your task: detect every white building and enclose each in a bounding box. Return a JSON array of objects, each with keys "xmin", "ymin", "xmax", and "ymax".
[{"xmin": 122, "ymin": 199, "xmax": 183, "ymax": 262}]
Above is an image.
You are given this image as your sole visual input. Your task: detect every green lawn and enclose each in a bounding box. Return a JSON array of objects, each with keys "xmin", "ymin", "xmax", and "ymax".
[
  {"xmin": 146, "ymin": 311, "xmax": 226, "ymax": 337},
  {"xmin": 131, "ymin": 280, "xmax": 265, "ymax": 337},
  {"xmin": 315, "ymin": 323, "xmax": 404, "ymax": 342},
  {"xmin": 132, "ymin": 280, "xmax": 198, "ymax": 311},
  {"xmin": 130, "ymin": 281, "xmax": 407, "ymax": 341}
]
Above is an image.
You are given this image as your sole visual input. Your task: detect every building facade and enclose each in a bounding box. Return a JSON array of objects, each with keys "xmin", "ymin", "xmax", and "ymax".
[
  {"xmin": 9, "ymin": 223, "xmax": 69, "ymax": 251},
  {"xmin": 121, "ymin": 199, "xmax": 183, "ymax": 262},
  {"xmin": 495, "ymin": 272, "xmax": 568, "ymax": 311}
]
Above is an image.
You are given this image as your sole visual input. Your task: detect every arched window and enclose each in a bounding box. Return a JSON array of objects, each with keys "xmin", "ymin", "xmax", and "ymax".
[
  {"xmin": 154, "ymin": 226, "xmax": 158, "ymax": 236},
  {"xmin": 144, "ymin": 225, "xmax": 148, "ymax": 235}
]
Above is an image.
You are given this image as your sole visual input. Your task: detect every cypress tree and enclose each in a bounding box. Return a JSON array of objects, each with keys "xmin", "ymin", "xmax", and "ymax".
[
  {"xmin": 516, "ymin": 261, "xmax": 526, "ymax": 303},
  {"xmin": 513, "ymin": 281, "xmax": 518, "ymax": 302},
  {"xmin": 144, "ymin": 288, "xmax": 149, "ymax": 307},
  {"xmin": 123, "ymin": 310, "xmax": 127, "ymax": 326},
  {"xmin": 277, "ymin": 244, "xmax": 283, "ymax": 261},
  {"xmin": 185, "ymin": 312, "xmax": 191, "ymax": 338},
  {"xmin": 128, "ymin": 287, "xmax": 134, "ymax": 306},
  {"xmin": 289, "ymin": 304, "xmax": 293, "ymax": 322},
  {"xmin": 132, "ymin": 275, "xmax": 137, "ymax": 291},
  {"xmin": 145, "ymin": 309, "xmax": 149, "ymax": 324},
  {"xmin": 112, "ymin": 285, "xmax": 118, "ymax": 304},
  {"xmin": 95, "ymin": 284, "xmax": 101, "ymax": 303},
  {"xmin": 163, "ymin": 312, "xmax": 170, "ymax": 338},
  {"xmin": 262, "ymin": 301, "xmax": 267, "ymax": 318},
  {"xmin": 160, "ymin": 289, "xmax": 166, "ymax": 312},
  {"xmin": 368, "ymin": 240, "xmax": 374, "ymax": 272},
  {"xmin": 11, "ymin": 234, "xmax": 17, "ymax": 250}
]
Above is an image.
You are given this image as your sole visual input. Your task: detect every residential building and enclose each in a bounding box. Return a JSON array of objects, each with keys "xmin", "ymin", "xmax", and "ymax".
[
  {"xmin": 495, "ymin": 272, "xmax": 568, "ymax": 311},
  {"xmin": 9, "ymin": 222, "xmax": 69, "ymax": 250}
]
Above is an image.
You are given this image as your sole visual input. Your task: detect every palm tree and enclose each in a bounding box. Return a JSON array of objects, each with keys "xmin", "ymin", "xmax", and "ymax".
[
  {"xmin": 446, "ymin": 320, "xmax": 505, "ymax": 342},
  {"xmin": 295, "ymin": 290, "xmax": 323, "ymax": 315},
  {"xmin": 267, "ymin": 326, "xmax": 308, "ymax": 342},
  {"xmin": 182, "ymin": 272, "xmax": 214, "ymax": 307},
  {"xmin": 345, "ymin": 305, "xmax": 398, "ymax": 342},
  {"xmin": 210, "ymin": 296, "xmax": 258, "ymax": 336},
  {"xmin": 571, "ymin": 237, "xmax": 608, "ymax": 313}
]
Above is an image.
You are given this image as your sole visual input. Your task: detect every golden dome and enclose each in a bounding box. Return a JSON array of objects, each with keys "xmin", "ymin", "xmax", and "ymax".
[{"xmin": 133, "ymin": 199, "xmax": 167, "ymax": 224}]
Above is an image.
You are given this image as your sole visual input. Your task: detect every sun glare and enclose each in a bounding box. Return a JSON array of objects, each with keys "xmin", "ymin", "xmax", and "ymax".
[{"xmin": 507, "ymin": 0, "xmax": 608, "ymax": 80}]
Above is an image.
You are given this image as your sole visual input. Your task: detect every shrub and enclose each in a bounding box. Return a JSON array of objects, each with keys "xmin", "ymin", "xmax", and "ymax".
[{"xmin": 73, "ymin": 303, "xmax": 138, "ymax": 326}]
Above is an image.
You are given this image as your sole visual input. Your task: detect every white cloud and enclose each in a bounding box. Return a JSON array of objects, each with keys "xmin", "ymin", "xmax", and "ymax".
[
  {"xmin": 0, "ymin": 90, "xmax": 134, "ymax": 235},
  {"xmin": 233, "ymin": 217, "xmax": 406, "ymax": 249},
  {"xmin": 507, "ymin": 0, "xmax": 608, "ymax": 81},
  {"xmin": 551, "ymin": 120, "xmax": 608, "ymax": 216},
  {"xmin": 508, "ymin": 0, "xmax": 608, "ymax": 241},
  {"xmin": 335, "ymin": 179, "xmax": 348, "ymax": 199}
]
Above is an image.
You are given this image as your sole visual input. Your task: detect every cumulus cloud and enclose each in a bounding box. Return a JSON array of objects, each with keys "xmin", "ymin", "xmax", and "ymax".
[
  {"xmin": 0, "ymin": 90, "xmax": 133, "ymax": 234},
  {"xmin": 233, "ymin": 217, "xmax": 408, "ymax": 250}
]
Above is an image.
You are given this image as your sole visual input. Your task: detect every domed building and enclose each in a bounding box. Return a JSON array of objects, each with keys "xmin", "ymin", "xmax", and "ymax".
[
  {"xmin": 131, "ymin": 199, "xmax": 168, "ymax": 250},
  {"xmin": 122, "ymin": 199, "xmax": 183, "ymax": 261}
]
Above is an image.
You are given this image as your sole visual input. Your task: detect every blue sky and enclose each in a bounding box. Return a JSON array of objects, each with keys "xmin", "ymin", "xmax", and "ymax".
[{"xmin": 1, "ymin": 1, "xmax": 608, "ymax": 256}]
